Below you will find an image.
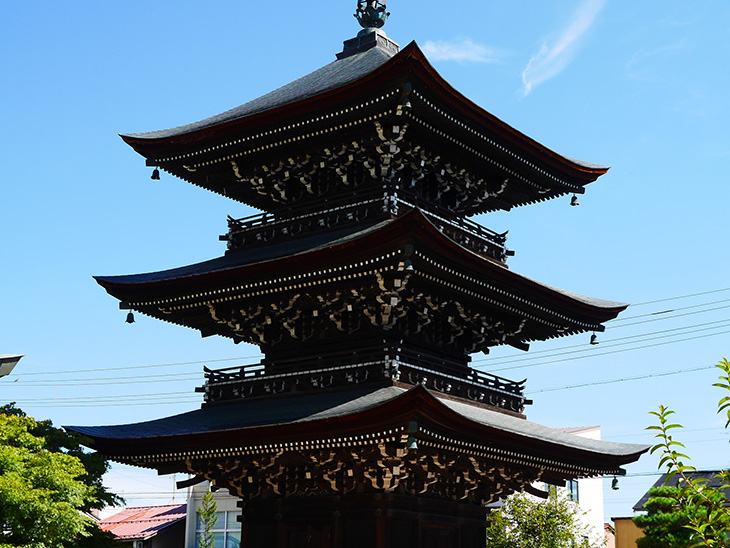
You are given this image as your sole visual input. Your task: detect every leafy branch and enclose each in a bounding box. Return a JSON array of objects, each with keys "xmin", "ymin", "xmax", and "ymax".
[{"xmin": 646, "ymin": 359, "xmax": 730, "ymax": 547}]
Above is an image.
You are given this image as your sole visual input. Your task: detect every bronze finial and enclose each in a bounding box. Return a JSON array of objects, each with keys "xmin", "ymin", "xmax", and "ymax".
[{"xmin": 355, "ymin": 0, "xmax": 390, "ymax": 29}]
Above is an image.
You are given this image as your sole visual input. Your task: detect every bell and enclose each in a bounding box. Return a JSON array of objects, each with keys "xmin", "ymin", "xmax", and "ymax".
[
  {"xmin": 611, "ymin": 477, "xmax": 619, "ymax": 490},
  {"xmin": 403, "ymin": 259, "xmax": 414, "ymax": 272},
  {"xmin": 151, "ymin": 168, "xmax": 160, "ymax": 180},
  {"xmin": 570, "ymin": 194, "xmax": 579, "ymax": 207},
  {"xmin": 125, "ymin": 311, "xmax": 135, "ymax": 324},
  {"xmin": 407, "ymin": 435, "xmax": 418, "ymax": 452},
  {"xmin": 590, "ymin": 333, "xmax": 599, "ymax": 345}
]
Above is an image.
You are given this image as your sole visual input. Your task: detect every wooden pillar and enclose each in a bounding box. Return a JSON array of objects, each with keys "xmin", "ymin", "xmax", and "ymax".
[{"xmin": 239, "ymin": 494, "xmax": 486, "ymax": 548}]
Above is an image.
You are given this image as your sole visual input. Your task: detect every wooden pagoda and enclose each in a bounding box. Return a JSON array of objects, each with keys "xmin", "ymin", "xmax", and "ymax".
[{"xmin": 70, "ymin": 5, "xmax": 647, "ymax": 547}]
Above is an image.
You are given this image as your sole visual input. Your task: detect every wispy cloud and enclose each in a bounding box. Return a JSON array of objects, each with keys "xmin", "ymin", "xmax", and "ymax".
[
  {"xmin": 625, "ymin": 40, "xmax": 687, "ymax": 83},
  {"xmin": 521, "ymin": 0, "xmax": 606, "ymax": 96},
  {"xmin": 423, "ymin": 39, "xmax": 507, "ymax": 63}
]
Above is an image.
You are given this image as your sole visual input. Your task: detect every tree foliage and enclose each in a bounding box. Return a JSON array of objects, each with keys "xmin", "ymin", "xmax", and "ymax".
[
  {"xmin": 645, "ymin": 358, "xmax": 730, "ymax": 548},
  {"xmin": 0, "ymin": 412, "xmax": 96, "ymax": 548},
  {"xmin": 0, "ymin": 403, "xmax": 122, "ymax": 511},
  {"xmin": 0, "ymin": 404, "xmax": 124, "ymax": 548},
  {"xmin": 485, "ymin": 489, "xmax": 604, "ymax": 548},
  {"xmin": 197, "ymin": 486, "xmax": 218, "ymax": 548},
  {"xmin": 634, "ymin": 485, "xmax": 729, "ymax": 548}
]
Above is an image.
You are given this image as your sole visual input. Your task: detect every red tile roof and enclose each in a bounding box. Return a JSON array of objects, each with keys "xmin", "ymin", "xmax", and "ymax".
[{"xmin": 99, "ymin": 504, "xmax": 186, "ymax": 540}]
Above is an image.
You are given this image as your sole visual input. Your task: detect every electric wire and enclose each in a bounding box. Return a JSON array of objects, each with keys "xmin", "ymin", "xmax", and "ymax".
[
  {"xmin": 605, "ymin": 427, "xmax": 726, "ymax": 439},
  {"xmin": 7, "ymin": 318, "xmax": 728, "ymax": 385},
  {"xmin": 630, "ymin": 287, "xmax": 730, "ymax": 307},
  {"xmin": 605, "ymin": 304, "xmax": 730, "ymax": 329},
  {"xmin": 474, "ymin": 318, "xmax": 730, "ymax": 370},
  {"xmin": 471, "ymin": 305, "xmax": 730, "ymax": 367},
  {"xmin": 527, "ymin": 363, "xmax": 717, "ymax": 394},
  {"xmin": 13, "ymin": 391, "xmax": 194, "ymax": 402},
  {"xmin": 5, "ymin": 376, "xmax": 202, "ymax": 387},
  {"xmin": 12, "ymin": 354, "xmax": 264, "ymax": 377},
  {"xmin": 608, "ymin": 297, "xmax": 730, "ymax": 323},
  {"xmin": 9, "ymin": 286, "xmax": 730, "ymax": 407},
  {"xmin": 483, "ymin": 326, "xmax": 730, "ymax": 374}
]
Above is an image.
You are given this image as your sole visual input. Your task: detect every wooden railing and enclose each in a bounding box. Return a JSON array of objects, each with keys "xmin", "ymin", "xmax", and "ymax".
[
  {"xmin": 198, "ymin": 347, "xmax": 530, "ymax": 413},
  {"xmin": 220, "ymin": 191, "xmax": 513, "ymax": 262}
]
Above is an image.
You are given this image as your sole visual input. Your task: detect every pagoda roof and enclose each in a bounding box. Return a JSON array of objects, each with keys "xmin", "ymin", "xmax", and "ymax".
[
  {"xmin": 67, "ymin": 384, "xmax": 647, "ymax": 477},
  {"xmin": 97, "ymin": 220, "xmax": 384, "ymax": 286},
  {"xmin": 95, "ymin": 210, "xmax": 626, "ymax": 341},
  {"xmin": 120, "ymin": 38, "xmax": 607, "ymax": 212},
  {"xmin": 123, "ymin": 43, "xmax": 398, "ymax": 142}
]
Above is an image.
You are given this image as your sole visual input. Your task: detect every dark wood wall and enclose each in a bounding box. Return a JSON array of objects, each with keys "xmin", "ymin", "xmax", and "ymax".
[{"xmin": 240, "ymin": 493, "xmax": 486, "ymax": 548}]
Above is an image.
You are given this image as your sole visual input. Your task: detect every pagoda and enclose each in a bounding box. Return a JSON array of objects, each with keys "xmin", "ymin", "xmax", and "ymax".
[{"xmin": 70, "ymin": 4, "xmax": 647, "ymax": 547}]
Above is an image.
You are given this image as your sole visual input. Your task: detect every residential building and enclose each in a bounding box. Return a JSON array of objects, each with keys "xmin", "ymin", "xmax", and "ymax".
[{"xmin": 99, "ymin": 504, "xmax": 186, "ymax": 548}]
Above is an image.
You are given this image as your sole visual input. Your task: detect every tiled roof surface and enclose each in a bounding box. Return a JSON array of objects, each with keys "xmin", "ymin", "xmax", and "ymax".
[
  {"xmin": 633, "ymin": 471, "xmax": 730, "ymax": 511},
  {"xmin": 123, "ymin": 42, "xmax": 397, "ymax": 140},
  {"xmin": 95, "ymin": 219, "xmax": 386, "ymax": 285},
  {"xmin": 69, "ymin": 385, "xmax": 647, "ymax": 458},
  {"xmin": 99, "ymin": 504, "xmax": 187, "ymax": 540}
]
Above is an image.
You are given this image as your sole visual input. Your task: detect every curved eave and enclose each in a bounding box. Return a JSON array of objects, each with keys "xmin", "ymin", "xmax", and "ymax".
[
  {"xmin": 119, "ymin": 44, "xmax": 403, "ymax": 155},
  {"xmin": 410, "ymin": 213, "xmax": 627, "ymax": 326},
  {"xmin": 120, "ymin": 42, "xmax": 606, "ymax": 185},
  {"xmin": 95, "ymin": 210, "xmax": 626, "ymax": 331},
  {"xmin": 67, "ymin": 385, "xmax": 647, "ymax": 473},
  {"xmin": 396, "ymin": 43, "xmax": 608, "ymax": 183}
]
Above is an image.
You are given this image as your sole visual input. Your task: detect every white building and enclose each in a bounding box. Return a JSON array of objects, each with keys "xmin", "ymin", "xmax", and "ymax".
[
  {"xmin": 558, "ymin": 426, "xmax": 607, "ymax": 544},
  {"xmin": 184, "ymin": 483, "xmax": 241, "ymax": 548}
]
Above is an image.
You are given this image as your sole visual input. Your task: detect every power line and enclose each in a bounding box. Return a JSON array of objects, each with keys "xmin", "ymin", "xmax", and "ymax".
[
  {"xmin": 13, "ymin": 329, "xmax": 730, "ymax": 407},
  {"xmin": 5, "ymin": 373, "xmax": 202, "ymax": 388},
  {"xmin": 13, "ymin": 354, "xmax": 263, "ymax": 377},
  {"xmin": 528, "ymin": 363, "xmax": 716, "ymax": 394},
  {"xmin": 476, "ymin": 318, "xmax": 730, "ymax": 370},
  {"xmin": 13, "ymin": 391, "xmax": 194, "ymax": 402},
  {"xmin": 605, "ymin": 426, "xmax": 726, "ymax": 439},
  {"xmin": 608, "ymin": 298, "xmax": 730, "ymax": 323},
  {"xmin": 482, "ymin": 326, "xmax": 730, "ymax": 373},
  {"xmin": 606, "ymin": 304, "xmax": 730, "ymax": 329},
  {"xmin": 10, "ymin": 288, "xmax": 730, "ymax": 407},
  {"xmin": 4, "ymin": 376, "xmax": 201, "ymax": 387},
  {"xmin": 14, "ymin": 290, "xmax": 730, "ymax": 379},
  {"xmin": 19, "ymin": 399, "xmax": 200, "ymax": 408},
  {"xmin": 630, "ymin": 287, "xmax": 730, "ymax": 307}
]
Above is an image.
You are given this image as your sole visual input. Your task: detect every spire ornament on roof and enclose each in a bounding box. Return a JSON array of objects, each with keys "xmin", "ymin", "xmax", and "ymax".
[{"xmin": 355, "ymin": 0, "xmax": 389, "ymax": 29}]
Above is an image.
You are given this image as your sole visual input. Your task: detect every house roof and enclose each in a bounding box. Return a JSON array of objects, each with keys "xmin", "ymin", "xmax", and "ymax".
[
  {"xmin": 99, "ymin": 504, "xmax": 187, "ymax": 541},
  {"xmin": 632, "ymin": 471, "xmax": 730, "ymax": 511}
]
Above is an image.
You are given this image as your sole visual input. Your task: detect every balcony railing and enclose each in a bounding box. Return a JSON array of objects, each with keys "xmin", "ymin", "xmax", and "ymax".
[
  {"xmin": 220, "ymin": 192, "xmax": 513, "ymax": 262},
  {"xmin": 197, "ymin": 347, "xmax": 530, "ymax": 413}
]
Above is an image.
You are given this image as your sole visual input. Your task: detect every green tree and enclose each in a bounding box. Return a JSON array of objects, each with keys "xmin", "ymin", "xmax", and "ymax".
[
  {"xmin": 647, "ymin": 359, "xmax": 730, "ymax": 547},
  {"xmin": 0, "ymin": 405, "xmax": 124, "ymax": 548},
  {"xmin": 634, "ymin": 485, "xmax": 729, "ymax": 548},
  {"xmin": 485, "ymin": 489, "xmax": 604, "ymax": 548},
  {"xmin": 0, "ymin": 412, "xmax": 96, "ymax": 548},
  {"xmin": 197, "ymin": 486, "xmax": 218, "ymax": 548},
  {"xmin": 0, "ymin": 403, "xmax": 122, "ymax": 512}
]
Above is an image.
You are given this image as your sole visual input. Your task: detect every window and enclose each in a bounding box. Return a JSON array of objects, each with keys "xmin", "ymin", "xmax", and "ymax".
[
  {"xmin": 542, "ymin": 481, "xmax": 579, "ymax": 502},
  {"xmin": 195, "ymin": 510, "xmax": 240, "ymax": 548},
  {"xmin": 566, "ymin": 479, "xmax": 579, "ymax": 502}
]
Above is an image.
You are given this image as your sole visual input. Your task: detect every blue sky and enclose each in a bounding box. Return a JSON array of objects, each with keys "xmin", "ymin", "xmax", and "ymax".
[{"xmin": 3, "ymin": 0, "xmax": 730, "ymax": 522}]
